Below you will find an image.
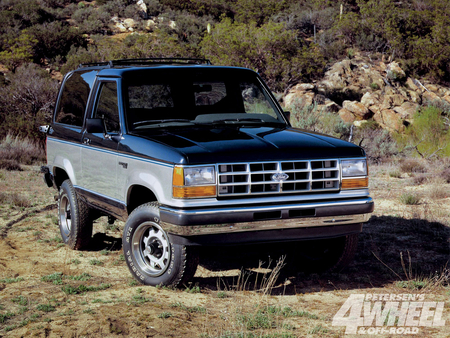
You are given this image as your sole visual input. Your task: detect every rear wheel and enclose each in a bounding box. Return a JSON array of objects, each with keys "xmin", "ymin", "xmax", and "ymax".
[
  {"xmin": 58, "ymin": 179, "xmax": 93, "ymax": 250},
  {"xmin": 123, "ymin": 203, "xmax": 199, "ymax": 287}
]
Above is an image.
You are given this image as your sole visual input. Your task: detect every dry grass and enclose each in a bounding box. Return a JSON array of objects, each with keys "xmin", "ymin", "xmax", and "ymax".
[
  {"xmin": 0, "ymin": 134, "xmax": 45, "ymax": 167},
  {"xmin": 0, "ymin": 162, "xmax": 450, "ymax": 337}
]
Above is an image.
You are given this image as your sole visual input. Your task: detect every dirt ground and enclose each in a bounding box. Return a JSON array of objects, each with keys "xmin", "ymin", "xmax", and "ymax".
[{"xmin": 0, "ymin": 161, "xmax": 449, "ymax": 337}]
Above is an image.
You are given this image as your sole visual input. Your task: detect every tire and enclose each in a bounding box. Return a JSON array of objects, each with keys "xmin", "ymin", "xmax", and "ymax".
[
  {"xmin": 123, "ymin": 202, "xmax": 199, "ymax": 287},
  {"xmin": 58, "ymin": 179, "xmax": 93, "ymax": 250},
  {"xmin": 292, "ymin": 232, "xmax": 359, "ymax": 273}
]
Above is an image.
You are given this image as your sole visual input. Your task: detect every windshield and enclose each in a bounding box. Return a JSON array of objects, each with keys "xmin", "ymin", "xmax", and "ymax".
[{"xmin": 124, "ymin": 69, "xmax": 286, "ymax": 130}]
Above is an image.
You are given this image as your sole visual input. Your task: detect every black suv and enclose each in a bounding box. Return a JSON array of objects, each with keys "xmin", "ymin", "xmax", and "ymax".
[{"xmin": 40, "ymin": 58, "xmax": 373, "ymax": 286}]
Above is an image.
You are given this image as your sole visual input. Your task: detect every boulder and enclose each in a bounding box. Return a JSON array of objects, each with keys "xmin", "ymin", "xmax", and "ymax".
[
  {"xmin": 406, "ymin": 77, "xmax": 419, "ymax": 91},
  {"xmin": 123, "ymin": 18, "xmax": 136, "ymax": 29},
  {"xmin": 137, "ymin": 0, "xmax": 148, "ymax": 19},
  {"xmin": 284, "ymin": 91, "xmax": 315, "ymax": 109},
  {"xmin": 386, "ymin": 61, "xmax": 406, "ymax": 81},
  {"xmin": 342, "ymin": 100, "xmax": 370, "ymax": 119},
  {"xmin": 338, "ymin": 108, "xmax": 356, "ymax": 123},
  {"xmin": 361, "ymin": 92, "xmax": 380, "ymax": 107},
  {"xmin": 393, "ymin": 102, "xmax": 419, "ymax": 119},
  {"xmin": 422, "ymin": 90, "xmax": 440, "ymax": 103},
  {"xmin": 407, "ymin": 90, "xmax": 421, "ymax": 104},
  {"xmin": 375, "ymin": 109, "xmax": 404, "ymax": 132},
  {"xmin": 296, "ymin": 83, "xmax": 315, "ymax": 91}
]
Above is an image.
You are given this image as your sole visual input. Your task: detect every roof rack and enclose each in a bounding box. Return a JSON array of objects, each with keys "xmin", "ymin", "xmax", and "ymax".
[
  {"xmin": 78, "ymin": 61, "xmax": 110, "ymax": 68},
  {"xmin": 78, "ymin": 58, "xmax": 212, "ymax": 69}
]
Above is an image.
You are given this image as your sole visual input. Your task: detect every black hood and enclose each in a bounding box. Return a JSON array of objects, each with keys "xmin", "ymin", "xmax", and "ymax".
[{"xmin": 131, "ymin": 125, "xmax": 365, "ymax": 164}]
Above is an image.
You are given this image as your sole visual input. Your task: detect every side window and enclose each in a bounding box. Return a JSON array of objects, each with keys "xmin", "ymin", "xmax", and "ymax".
[
  {"xmin": 55, "ymin": 71, "xmax": 96, "ymax": 126},
  {"xmin": 94, "ymin": 82, "xmax": 120, "ymax": 134}
]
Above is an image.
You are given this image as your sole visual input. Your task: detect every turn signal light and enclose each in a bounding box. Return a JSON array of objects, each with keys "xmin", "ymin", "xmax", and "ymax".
[
  {"xmin": 173, "ymin": 186, "xmax": 217, "ymax": 198},
  {"xmin": 342, "ymin": 177, "xmax": 369, "ymax": 189}
]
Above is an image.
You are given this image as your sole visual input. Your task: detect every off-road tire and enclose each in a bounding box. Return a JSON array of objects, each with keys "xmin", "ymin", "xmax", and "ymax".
[
  {"xmin": 58, "ymin": 179, "xmax": 93, "ymax": 250},
  {"xmin": 123, "ymin": 202, "xmax": 199, "ymax": 287}
]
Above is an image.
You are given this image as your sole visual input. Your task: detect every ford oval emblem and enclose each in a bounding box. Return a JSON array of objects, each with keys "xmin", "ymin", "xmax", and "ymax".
[{"xmin": 272, "ymin": 172, "xmax": 289, "ymax": 182}]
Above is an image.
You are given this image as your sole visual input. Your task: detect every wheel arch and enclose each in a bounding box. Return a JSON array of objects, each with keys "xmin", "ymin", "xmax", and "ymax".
[
  {"xmin": 127, "ymin": 184, "xmax": 158, "ymax": 215},
  {"xmin": 53, "ymin": 166, "xmax": 70, "ymax": 190}
]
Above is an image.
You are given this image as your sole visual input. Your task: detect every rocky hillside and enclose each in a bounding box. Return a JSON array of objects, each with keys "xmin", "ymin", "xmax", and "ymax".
[{"xmin": 284, "ymin": 52, "xmax": 450, "ymax": 133}]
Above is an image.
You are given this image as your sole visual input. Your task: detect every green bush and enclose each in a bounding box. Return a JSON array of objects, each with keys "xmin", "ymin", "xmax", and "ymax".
[
  {"xmin": 200, "ymin": 19, "xmax": 325, "ymax": 92},
  {"xmin": 397, "ymin": 106, "xmax": 450, "ymax": 159}
]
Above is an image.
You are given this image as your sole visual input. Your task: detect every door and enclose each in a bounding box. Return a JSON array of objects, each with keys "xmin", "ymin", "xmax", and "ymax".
[{"xmin": 80, "ymin": 80, "xmax": 121, "ymax": 205}]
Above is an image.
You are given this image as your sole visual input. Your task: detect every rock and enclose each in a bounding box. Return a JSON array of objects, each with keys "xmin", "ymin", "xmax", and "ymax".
[
  {"xmin": 342, "ymin": 100, "xmax": 370, "ymax": 119},
  {"xmin": 368, "ymin": 105, "xmax": 381, "ymax": 115},
  {"xmin": 321, "ymin": 101, "xmax": 340, "ymax": 113},
  {"xmin": 375, "ymin": 109, "xmax": 404, "ymax": 132},
  {"xmin": 137, "ymin": 0, "xmax": 148, "ymax": 19},
  {"xmin": 406, "ymin": 77, "xmax": 419, "ymax": 91},
  {"xmin": 339, "ymin": 108, "xmax": 356, "ymax": 123},
  {"xmin": 443, "ymin": 95, "xmax": 450, "ymax": 104},
  {"xmin": 114, "ymin": 22, "xmax": 127, "ymax": 33},
  {"xmin": 297, "ymin": 83, "xmax": 315, "ymax": 91},
  {"xmin": 426, "ymin": 84, "xmax": 440, "ymax": 94},
  {"xmin": 123, "ymin": 18, "xmax": 136, "ymax": 29},
  {"xmin": 394, "ymin": 102, "xmax": 419, "ymax": 119},
  {"xmin": 407, "ymin": 90, "xmax": 421, "ymax": 104},
  {"xmin": 386, "ymin": 61, "xmax": 406, "ymax": 81},
  {"xmin": 422, "ymin": 90, "xmax": 440, "ymax": 103},
  {"xmin": 361, "ymin": 92, "xmax": 380, "ymax": 107},
  {"xmin": 284, "ymin": 91, "xmax": 315, "ymax": 109},
  {"xmin": 145, "ymin": 19, "xmax": 157, "ymax": 30}
]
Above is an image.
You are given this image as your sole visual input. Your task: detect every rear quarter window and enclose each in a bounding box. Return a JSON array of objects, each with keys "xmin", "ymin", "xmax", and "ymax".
[{"xmin": 54, "ymin": 70, "xmax": 97, "ymax": 126}]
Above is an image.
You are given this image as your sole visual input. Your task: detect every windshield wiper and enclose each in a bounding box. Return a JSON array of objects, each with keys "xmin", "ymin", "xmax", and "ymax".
[
  {"xmin": 211, "ymin": 118, "xmax": 266, "ymax": 124},
  {"xmin": 134, "ymin": 119, "xmax": 193, "ymax": 127}
]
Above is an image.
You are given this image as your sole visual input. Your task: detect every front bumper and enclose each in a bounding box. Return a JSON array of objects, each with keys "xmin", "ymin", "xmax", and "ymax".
[{"xmin": 160, "ymin": 197, "xmax": 374, "ymax": 241}]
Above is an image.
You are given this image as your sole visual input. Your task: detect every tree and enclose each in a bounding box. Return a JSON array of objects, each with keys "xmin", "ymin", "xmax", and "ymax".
[
  {"xmin": 0, "ymin": 31, "xmax": 37, "ymax": 72},
  {"xmin": 200, "ymin": 19, "xmax": 325, "ymax": 92}
]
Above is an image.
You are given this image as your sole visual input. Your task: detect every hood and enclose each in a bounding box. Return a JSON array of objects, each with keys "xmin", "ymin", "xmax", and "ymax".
[{"xmin": 132, "ymin": 125, "xmax": 365, "ymax": 164}]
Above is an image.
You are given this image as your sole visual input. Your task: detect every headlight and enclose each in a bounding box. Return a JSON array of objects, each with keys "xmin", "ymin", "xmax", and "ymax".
[
  {"xmin": 184, "ymin": 167, "xmax": 215, "ymax": 186},
  {"xmin": 342, "ymin": 159, "xmax": 367, "ymax": 177},
  {"xmin": 173, "ymin": 166, "xmax": 216, "ymax": 198},
  {"xmin": 341, "ymin": 159, "xmax": 368, "ymax": 189}
]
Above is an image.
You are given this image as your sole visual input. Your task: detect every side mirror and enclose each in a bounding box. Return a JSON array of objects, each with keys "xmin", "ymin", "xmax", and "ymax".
[
  {"xmin": 283, "ymin": 111, "xmax": 291, "ymax": 123},
  {"xmin": 86, "ymin": 118, "xmax": 105, "ymax": 133}
]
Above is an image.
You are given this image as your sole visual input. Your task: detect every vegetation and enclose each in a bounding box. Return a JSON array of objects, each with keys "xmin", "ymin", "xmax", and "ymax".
[{"xmin": 0, "ymin": 0, "xmax": 450, "ymax": 159}]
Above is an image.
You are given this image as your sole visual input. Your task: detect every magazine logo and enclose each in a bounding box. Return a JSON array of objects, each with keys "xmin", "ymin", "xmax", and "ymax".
[{"xmin": 332, "ymin": 294, "xmax": 445, "ymax": 334}]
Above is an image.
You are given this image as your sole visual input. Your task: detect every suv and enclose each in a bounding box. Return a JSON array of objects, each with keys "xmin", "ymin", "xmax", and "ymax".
[{"xmin": 40, "ymin": 58, "xmax": 374, "ymax": 287}]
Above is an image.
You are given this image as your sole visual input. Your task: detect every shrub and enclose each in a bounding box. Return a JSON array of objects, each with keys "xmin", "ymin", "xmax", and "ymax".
[
  {"xmin": 31, "ymin": 21, "xmax": 87, "ymax": 63},
  {"xmin": 356, "ymin": 126, "xmax": 399, "ymax": 164},
  {"xmin": 0, "ymin": 134, "xmax": 46, "ymax": 165},
  {"xmin": 200, "ymin": 19, "xmax": 326, "ymax": 92},
  {"xmin": 413, "ymin": 174, "xmax": 428, "ymax": 185},
  {"xmin": 0, "ymin": 64, "xmax": 59, "ymax": 144},
  {"xmin": 399, "ymin": 192, "xmax": 421, "ymax": 205},
  {"xmin": 397, "ymin": 106, "xmax": 450, "ymax": 159},
  {"xmin": 399, "ymin": 158, "xmax": 427, "ymax": 174},
  {"xmin": 439, "ymin": 168, "xmax": 450, "ymax": 183}
]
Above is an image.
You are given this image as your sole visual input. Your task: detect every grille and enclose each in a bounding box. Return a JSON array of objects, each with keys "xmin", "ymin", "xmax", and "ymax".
[{"xmin": 218, "ymin": 160, "xmax": 340, "ymax": 196}]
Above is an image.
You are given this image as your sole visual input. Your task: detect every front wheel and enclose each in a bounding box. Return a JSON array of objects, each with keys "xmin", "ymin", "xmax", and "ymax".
[{"xmin": 123, "ymin": 203, "xmax": 199, "ymax": 287}]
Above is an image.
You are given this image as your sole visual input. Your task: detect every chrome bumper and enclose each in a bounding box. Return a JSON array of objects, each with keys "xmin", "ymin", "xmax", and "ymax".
[{"xmin": 160, "ymin": 197, "xmax": 374, "ymax": 237}]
